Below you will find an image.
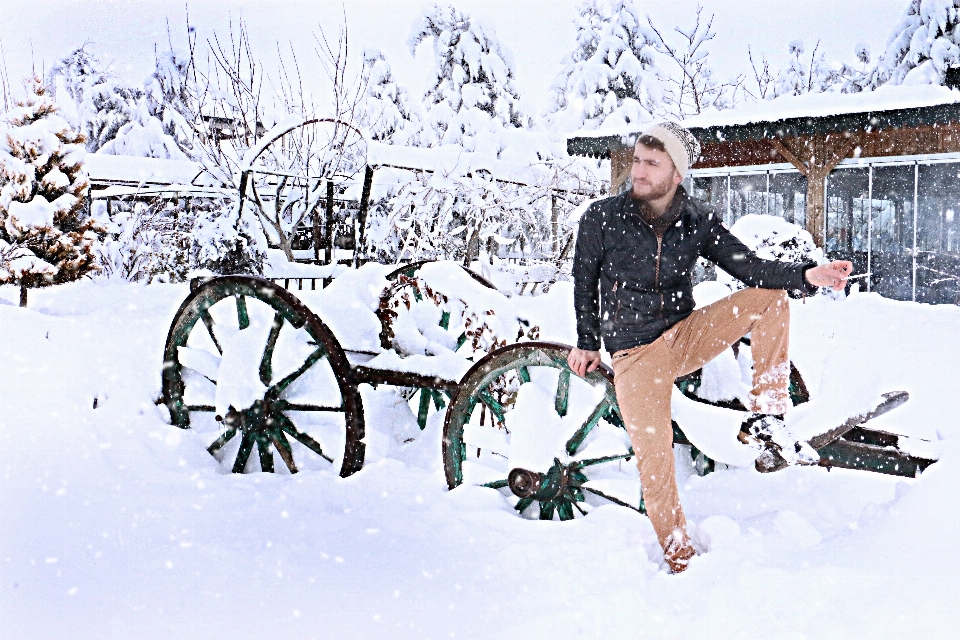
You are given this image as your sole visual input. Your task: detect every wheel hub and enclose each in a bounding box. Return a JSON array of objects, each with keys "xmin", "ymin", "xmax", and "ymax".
[
  {"xmin": 220, "ymin": 399, "xmax": 278, "ymax": 434},
  {"xmin": 508, "ymin": 458, "xmax": 574, "ymax": 501}
]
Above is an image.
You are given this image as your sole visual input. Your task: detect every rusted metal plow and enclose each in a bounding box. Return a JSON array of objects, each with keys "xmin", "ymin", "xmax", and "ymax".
[{"xmin": 162, "ymin": 268, "xmax": 936, "ymax": 522}]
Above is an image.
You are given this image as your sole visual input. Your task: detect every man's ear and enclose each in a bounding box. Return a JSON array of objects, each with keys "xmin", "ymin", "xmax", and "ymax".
[{"xmin": 672, "ymin": 170, "xmax": 683, "ymax": 186}]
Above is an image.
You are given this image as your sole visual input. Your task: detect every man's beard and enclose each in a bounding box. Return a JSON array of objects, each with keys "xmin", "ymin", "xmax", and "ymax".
[{"xmin": 631, "ymin": 175, "xmax": 674, "ymax": 202}]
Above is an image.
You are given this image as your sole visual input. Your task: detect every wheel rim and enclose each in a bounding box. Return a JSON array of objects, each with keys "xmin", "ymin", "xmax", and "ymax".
[
  {"xmin": 443, "ymin": 341, "xmax": 643, "ymax": 521},
  {"xmin": 161, "ymin": 276, "xmax": 365, "ymax": 477}
]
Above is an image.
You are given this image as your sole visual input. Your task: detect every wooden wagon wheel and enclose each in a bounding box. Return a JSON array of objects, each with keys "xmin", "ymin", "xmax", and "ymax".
[
  {"xmin": 443, "ymin": 342, "xmax": 645, "ymax": 521},
  {"xmin": 377, "ymin": 262, "xmax": 533, "ymax": 430},
  {"xmin": 161, "ymin": 276, "xmax": 365, "ymax": 477}
]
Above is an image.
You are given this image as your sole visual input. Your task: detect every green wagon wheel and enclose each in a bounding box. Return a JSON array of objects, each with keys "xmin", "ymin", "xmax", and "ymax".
[
  {"xmin": 378, "ymin": 263, "xmax": 503, "ymax": 431},
  {"xmin": 161, "ymin": 276, "xmax": 365, "ymax": 476},
  {"xmin": 443, "ymin": 341, "xmax": 646, "ymax": 521}
]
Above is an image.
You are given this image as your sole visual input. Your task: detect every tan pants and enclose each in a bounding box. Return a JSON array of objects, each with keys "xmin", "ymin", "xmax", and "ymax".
[{"xmin": 611, "ymin": 287, "xmax": 791, "ymax": 553}]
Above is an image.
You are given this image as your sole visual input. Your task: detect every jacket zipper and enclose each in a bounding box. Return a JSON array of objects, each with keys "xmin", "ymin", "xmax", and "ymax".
[{"xmin": 654, "ymin": 235, "xmax": 664, "ymax": 317}]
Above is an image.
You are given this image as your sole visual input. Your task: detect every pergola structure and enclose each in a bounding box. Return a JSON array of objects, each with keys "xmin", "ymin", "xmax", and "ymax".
[{"xmin": 566, "ymin": 86, "xmax": 960, "ymax": 303}]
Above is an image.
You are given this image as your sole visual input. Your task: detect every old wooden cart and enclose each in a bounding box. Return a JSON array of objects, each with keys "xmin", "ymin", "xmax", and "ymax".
[{"xmin": 161, "ymin": 264, "xmax": 936, "ymax": 521}]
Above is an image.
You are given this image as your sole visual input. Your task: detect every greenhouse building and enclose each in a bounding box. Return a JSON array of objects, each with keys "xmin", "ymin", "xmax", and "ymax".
[{"xmin": 567, "ymin": 85, "xmax": 960, "ymax": 304}]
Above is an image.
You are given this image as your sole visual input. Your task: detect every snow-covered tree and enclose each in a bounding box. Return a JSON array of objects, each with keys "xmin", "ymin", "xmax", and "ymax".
[
  {"xmin": 773, "ymin": 40, "xmax": 839, "ymax": 98},
  {"xmin": 358, "ymin": 49, "xmax": 421, "ymax": 144},
  {"xmin": 0, "ymin": 78, "xmax": 100, "ymax": 306},
  {"xmin": 408, "ymin": 4, "xmax": 526, "ymax": 152},
  {"xmin": 543, "ymin": 0, "xmax": 668, "ymax": 132},
  {"xmin": 646, "ymin": 6, "xmax": 746, "ymax": 118},
  {"xmin": 46, "ymin": 45, "xmax": 193, "ymax": 159},
  {"xmin": 141, "ymin": 48, "xmax": 197, "ymax": 157},
  {"xmin": 837, "ymin": 43, "xmax": 873, "ymax": 93},
  {"xmin": 45, "ymin": 46, "xmax": 138, "ymax": 153},
  {"xmin": 871, "ymin": 0, "xmax": 960, "ymax": 86}
]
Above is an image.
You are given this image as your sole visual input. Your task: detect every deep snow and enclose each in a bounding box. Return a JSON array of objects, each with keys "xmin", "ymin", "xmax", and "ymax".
[{"xmin": 1, "ymin": 278, "xmax": 959, "ymax": 639}]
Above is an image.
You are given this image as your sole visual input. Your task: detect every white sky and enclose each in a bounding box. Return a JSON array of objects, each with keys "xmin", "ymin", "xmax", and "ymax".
[{"xmin": 1, "ymin": 0, "xmax": 909, "ymax": 116}]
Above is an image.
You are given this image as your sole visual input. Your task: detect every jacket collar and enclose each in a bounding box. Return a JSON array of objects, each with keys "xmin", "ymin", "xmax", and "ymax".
[{"xmin": 619, "ymin": 185, "xmax": 690, "ymax": 235}]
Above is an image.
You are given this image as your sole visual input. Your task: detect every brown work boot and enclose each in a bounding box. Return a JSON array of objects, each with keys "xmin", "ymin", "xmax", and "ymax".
[{"xmin": 663, "ymin": 531, "xmax": 696, "ymax": 574}]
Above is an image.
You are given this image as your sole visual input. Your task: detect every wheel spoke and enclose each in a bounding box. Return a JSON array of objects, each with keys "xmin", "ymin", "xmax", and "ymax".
[
  {"xmin": 417, "ymin": 388, "xmax": 431, "ymax": 430},
  {"xmin": 232, "ymin": 432, "xmax": 255, "ymax": 473},
  {"xmin": 272, "ymin": 400, "xmax": 344, "ymax": 412},
  {"xmin": 236, "ymin": 295, "xmax": 250, "ymax": 330},
  {"xmin": 268, "ymin": 429, "xmax": 299, "ymax": 473},
  {"xmin": 571, "ymin": 452, "xmax": 634, "ymax": 469},
  {"xmin": 554, "ymin": 369, "xmax": 570, "ymax": 417},
  {"xmin": 538, "ymin": 501, "xmax": 556, "ymax": 520},
  {"xmin": 564, "ymin": 398, "xmax": 611, "ymax": 456},
  {"xmin": 581, "ymin": 486, "xmax": 643, "ymax": 513},
  {"xmin": 518, "ymin": 366, "xmax": 531, "ymax": 383},
  {"xmin": 478, "ymin": 388, "xmax": 506, "ymax": 424},
  {"xmin": 200, "ymin": 310, "xmax": 222, "ymax": 354},
  {"xmin": 266, "ymin": 347, "xmax": 326, "ymax": 400},
  {"xmin": 256, "ymin": 435, "xmax": 275, "ymax": 473},
  {"xmin": 276, "ymin": 413, "xmax": 334, "ymax": 463},
  {"xmin": 207, "ymin": 428, "xmax": 237, "ymax": 454},
  {"xmin": 259, "ymin": 312, "xmax": 284, "ymax": 386},
  {"xmin": 514, "ymin": 496, "xmax": 534, "ymax": 513},
  {"xmin": 481, "ymin": 479, "xmax": 509, "ymax": 489}
]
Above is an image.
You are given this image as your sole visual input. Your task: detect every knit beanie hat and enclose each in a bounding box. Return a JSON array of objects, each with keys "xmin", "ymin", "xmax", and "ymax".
[{"xmin": 640, "ymin": 121, "xmax": 701, "ymax": 179}]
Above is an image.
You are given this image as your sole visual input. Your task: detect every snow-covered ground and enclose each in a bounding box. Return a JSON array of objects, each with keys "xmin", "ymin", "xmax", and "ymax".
[{"xmin": 1, "ymin": 278, "xmax": 959, "ymax": 639}]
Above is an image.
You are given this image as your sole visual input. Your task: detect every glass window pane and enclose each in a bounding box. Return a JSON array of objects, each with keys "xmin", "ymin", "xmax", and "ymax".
[
  {"xmin": 768, "ymin": 171, "xmax": 807, "ymax": 227},
  {"xmin": 869, "ymin": 164, "xmax": 916, "ymax": 301},
  {"xmin": 825, "ymin": 167, "xmax": 870, "ymax": 270},
  {"xmin": 916, "ymin": 163, "xmax": 960, "ymax": 303},
  {"xmin": 691, "ymin": 176, "xmax": 729, "ymax": 222},
  {"xmin": 729, "ymin": 174, "xmax": 768, "ymax": 225}
]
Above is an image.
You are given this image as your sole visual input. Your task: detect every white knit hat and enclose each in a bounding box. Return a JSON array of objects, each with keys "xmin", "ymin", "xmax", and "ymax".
[{"xmin": 639, "ymin": 121, "xmax": 701, "ymax": 178}]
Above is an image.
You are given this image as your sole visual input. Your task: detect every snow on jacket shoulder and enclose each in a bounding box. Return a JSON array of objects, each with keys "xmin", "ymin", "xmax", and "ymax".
[{"xmin": 572, "ymin": 187, "xmax": 817, "ymax": 354}]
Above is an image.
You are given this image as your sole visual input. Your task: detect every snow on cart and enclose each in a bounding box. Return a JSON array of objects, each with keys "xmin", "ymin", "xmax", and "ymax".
[{"xmin": 160, "ymin": 258, "xmax": 936, "ymax": 522}]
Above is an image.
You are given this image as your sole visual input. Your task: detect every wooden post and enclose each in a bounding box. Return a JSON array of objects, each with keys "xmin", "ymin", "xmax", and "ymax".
[
  {"xmin": 610, "ymin": 147, "xmax": 633, "ymax": 195},
  {"xmin": 550, "ymin": 192, "xmax": 559, "ymax": 254},
  {"xmin": 19, "ymin": 285, "xmax": 27, "ymax": 308},
  {"xmin": 325, "ymin": 180, "xmax": 335, "ymax": 265},
  {"xmin": 312, "ymin": 180, "xmax": 322, "ymax": 264},
  {"xmin": 354, "ymin": 166, "xmax": 375, "ymax": 267},
  {"xmin": 769, "ymin": 134, "xmax": 860, "ymax": 247}
]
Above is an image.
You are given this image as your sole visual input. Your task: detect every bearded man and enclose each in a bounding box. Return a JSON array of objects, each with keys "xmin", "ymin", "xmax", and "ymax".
[{"xmin": 566, "ymin": 122, "xmax": 852, "ymax": 573}]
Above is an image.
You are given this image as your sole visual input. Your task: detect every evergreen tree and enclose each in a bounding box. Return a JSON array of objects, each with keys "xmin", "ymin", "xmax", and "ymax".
[
  {"xmin": 0, "ymin": 78, "xmax": 100, "ymax": 306},
  {"xmin": 408, "ymin": 3, "xmax": 526, "ymax": 152},
  {"xmin": 142, "ymin": 48, "xmax": 197, "ymax": 157},
  {"xmin": 544, "ymin": 0, "xmax": 667, "ymax": 132},
  {"xmin": 358, "ymin": 48, "xmax": 421, "ymax": 144},
  {"xmin": 46, "ymin": 45, "xmax": 193, "ymax": 159},
  {"xmin": 871, "ymin": 0, "xmax": 960, "ymax": 86},
  {"xmin": 46, "ymin": 46, "xmax": 140, "ymax": 153}
]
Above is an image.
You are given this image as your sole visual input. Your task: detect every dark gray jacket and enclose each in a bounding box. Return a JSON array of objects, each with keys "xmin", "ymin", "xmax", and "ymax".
[{"xmin": 572, "ymin": 187, "xmax": 817, "ymax": 354}]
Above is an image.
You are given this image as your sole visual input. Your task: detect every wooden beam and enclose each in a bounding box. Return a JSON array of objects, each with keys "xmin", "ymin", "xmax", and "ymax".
[
  {"xmin": 610, "ymin": 147, "xmax": 633, "ymax": 195},
  {"xmin": 769, "ymin": 139, "xmax": 809, "ymax": 176}
]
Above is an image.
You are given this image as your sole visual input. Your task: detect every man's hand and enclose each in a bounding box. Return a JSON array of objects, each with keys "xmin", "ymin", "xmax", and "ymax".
[
  {"xmin": 567, "ymin": 348, "xmax": 602, "ymax": 378},
  {"xmin": 805, "ymin": 260, "xmax": 854, "ymax": 291}
]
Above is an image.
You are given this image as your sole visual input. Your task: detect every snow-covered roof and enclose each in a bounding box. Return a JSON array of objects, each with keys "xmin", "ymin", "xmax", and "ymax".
[
  {"xmin": 367, "ymin": 141, "xmax": 543, "ymax": 186},
  {"xmin": 682, "ymin": 84, "xmax": 960, "ymax": 130},
  {"xmin": 85, "ymin": 154, "xmax": 205, "ymax": 186},
  {"xmin": 567, "ymin": 84, "xmax": 960, "ymax": 158}
]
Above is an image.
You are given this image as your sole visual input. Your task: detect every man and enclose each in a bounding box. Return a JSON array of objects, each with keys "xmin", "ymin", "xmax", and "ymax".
[{"xmin": 567, "ymin": 121, "xmax": 852, "ymax": 574}]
